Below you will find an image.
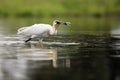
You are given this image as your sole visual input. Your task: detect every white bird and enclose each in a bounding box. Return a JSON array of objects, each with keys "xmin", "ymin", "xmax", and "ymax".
[{"xmin": 17, "ymin": 20, "xmax": 70, "ymax": 43}]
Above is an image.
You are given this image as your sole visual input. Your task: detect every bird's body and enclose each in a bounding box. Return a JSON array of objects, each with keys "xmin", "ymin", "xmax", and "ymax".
[
  {"xmin": 18, "ymin": 24, "xmax": 56, "ymax": 37},
  {"xmin": 17, "ymin": 20, "xmax": 70, "ymax": 43}
]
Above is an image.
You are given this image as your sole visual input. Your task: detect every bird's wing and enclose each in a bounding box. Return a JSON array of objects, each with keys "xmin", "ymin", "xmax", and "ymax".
[{"xmin": 17, "ymin": 24, "xmax": 52, "ymax": 36}]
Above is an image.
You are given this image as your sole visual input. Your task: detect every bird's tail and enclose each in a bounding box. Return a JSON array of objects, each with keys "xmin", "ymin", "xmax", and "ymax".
[{"xmin": 17, "ymin": 27, "xmax": 28, "ymax": 34}]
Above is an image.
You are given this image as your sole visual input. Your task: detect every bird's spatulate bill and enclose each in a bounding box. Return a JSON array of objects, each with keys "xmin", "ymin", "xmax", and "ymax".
[{"xmin": 62, "ymin": 22, "xmax": 71, "ymax": 26}]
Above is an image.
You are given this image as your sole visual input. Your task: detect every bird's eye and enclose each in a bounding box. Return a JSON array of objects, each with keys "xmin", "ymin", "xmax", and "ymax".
[{"xmin": 56, "ymin": 21, "xmax": 60, "ymax": 24}]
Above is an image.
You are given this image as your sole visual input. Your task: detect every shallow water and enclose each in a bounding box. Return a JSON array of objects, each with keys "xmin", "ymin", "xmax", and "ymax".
[
  {"xmin": 0, "ymin": 34, "xmax": 118, "ymax": 80},
  {"xmin": 0, "ymin": 17, "xmax": 120, "ymax": 80}
]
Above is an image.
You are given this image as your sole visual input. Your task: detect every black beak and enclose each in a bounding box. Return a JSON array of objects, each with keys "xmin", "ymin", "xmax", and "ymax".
[
  {"xmin": 63, "ymin": 22, "xmax": 71, "ymax": 26},
  {"xmin": 63, "ymin": 22, "xmax": 69, "ymax": 25}
]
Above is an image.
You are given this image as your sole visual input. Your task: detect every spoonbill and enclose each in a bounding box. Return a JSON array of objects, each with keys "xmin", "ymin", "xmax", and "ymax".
[{"xmin": 17, "ymin": 20, "xmax": 70, "ymax": 43}]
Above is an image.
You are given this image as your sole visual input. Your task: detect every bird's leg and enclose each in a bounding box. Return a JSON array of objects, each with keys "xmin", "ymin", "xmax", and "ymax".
[
  {"xmin": 25, "ymin": 38, "xmax": 32, "ymax": 43},
  {"xmin": 25, "ymin": 35, "xmax": 36, "ymax": 43},
  {"xmin": 38, "ymin": 38, "xmax": 43, "ymax": 47}
]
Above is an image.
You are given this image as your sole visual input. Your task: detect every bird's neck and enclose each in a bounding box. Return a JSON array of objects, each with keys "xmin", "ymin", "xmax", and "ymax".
[{"xmin": 53, "ymin": 23, "xmax": 60, "ymax": 30}]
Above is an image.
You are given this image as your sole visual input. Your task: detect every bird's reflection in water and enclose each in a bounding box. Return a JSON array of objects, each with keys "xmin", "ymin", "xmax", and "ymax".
[
  {"xmin": 17, "ymin": 43, "xmax": 58, "ymax": 68},
  {"xmin": 0, "ymin": 43, "xmax": 58, "ymax": 80}
]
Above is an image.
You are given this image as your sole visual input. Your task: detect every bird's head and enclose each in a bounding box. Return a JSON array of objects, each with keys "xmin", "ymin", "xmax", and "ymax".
[{"xmin": 53, "ymin": 20, "xmax": 71, "ymax": 30}]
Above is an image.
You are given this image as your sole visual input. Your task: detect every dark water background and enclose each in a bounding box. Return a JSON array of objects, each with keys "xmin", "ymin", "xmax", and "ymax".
[{"xmin": 0, "ymin": 17, "xmax": 120, "ymax": 80}]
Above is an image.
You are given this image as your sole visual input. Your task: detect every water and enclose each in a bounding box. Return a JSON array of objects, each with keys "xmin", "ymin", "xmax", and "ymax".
[{"xmin": 0, "ymin": 17, "xmax": 119, "ymax": 80}]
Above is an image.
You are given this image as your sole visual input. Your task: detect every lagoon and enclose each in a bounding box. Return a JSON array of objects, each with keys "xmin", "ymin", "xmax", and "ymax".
[{"xmin": 0, "ymin": 16, "xmax": 119, "ymax": 80}]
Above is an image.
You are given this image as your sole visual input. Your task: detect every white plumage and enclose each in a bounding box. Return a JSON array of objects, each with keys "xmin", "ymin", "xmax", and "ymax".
[
  {"xmin": 18, "ymin": 24, "xmax": 55, "ymax": 37},
  {"xmin": 17, "ymin": 20, "xmax": 70, "ymax": 43}
]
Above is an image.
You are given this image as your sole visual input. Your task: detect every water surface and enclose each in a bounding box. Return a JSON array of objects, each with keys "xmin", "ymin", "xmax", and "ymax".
[{"xmin": 0, "ymin": 17, "xmax": 119, "ymax": 80}]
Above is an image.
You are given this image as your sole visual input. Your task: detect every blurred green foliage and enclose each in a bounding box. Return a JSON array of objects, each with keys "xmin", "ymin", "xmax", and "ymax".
[{"xmin": 0, "ymin": 0, "xmax": 119, "ymax": 17}]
